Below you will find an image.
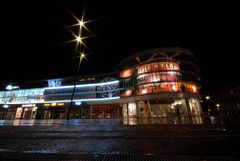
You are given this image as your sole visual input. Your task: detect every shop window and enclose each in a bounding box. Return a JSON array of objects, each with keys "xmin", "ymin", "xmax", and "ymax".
[{"xmin": 128, "ymin": 103, "xmax": 137, "ymax": 117}]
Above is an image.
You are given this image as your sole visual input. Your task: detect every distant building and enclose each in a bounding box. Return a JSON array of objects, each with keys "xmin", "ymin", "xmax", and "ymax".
[{"xmin": 0, "ymin": 47, "xmax": 202, "ymax": 124}]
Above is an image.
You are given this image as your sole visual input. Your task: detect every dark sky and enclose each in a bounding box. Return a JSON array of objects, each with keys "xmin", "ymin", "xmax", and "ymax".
[{"xmin": 0, "ymin": 1, "xmax": 238, "ymax": 92}]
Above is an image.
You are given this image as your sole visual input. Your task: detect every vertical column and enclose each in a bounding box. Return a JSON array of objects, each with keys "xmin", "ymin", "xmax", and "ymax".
[
  {"xmin": 20, "ymin": 108, "xmax": 25, "ymax": 119},
  {"xmin": 185, "ymin": 98, "xmax": 192, "ymax": 124},
  {"xmin": 126, "ymin": 103, "xmax": 129, "ymax": 125},
  {"xmin": 147, "ymin": 100, "xmax": 152, "ymax": 117},
  {"xmin": 136, "ymin": 101, "xmax": 140, "ymax": 117},
  {"xmin": 126, "ymin": 103, "xmax": 129, "ymax": 117}
]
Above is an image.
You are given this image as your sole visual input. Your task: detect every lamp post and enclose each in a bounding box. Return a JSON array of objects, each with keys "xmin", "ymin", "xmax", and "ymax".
[
  {"xmin": 67, "ymin": 51, "xmax": 85, "ymax": 120},
  {"xmin": 65, "ymin": 11, "xmax": 94, "ymax": 120},
  {"xmin": 66, "ymin": 20, "xmax": 86, "ymax": 120}
]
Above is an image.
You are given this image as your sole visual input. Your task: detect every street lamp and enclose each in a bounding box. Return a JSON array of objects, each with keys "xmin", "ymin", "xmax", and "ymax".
[
  {"xmin": 206, "ymin": 96, "xmax": 210, "ymax": 100},
  {"xmin": 66, "ymin": 22, "xmax": 86, "ymax": 120},
  {"xmin": 76, "ymin": 36, "xmax": 82, "ymax": 43},
  {"xmin": 66, "ymin": 11, "xmax": 93, "ymax": 120},
  {"xmin": 67, "ymin": 51, "xmax": 86, "ymax": 120},
  {"xmin": 79, "ymin": 20, "xmax": 84, "ymax": 26}
]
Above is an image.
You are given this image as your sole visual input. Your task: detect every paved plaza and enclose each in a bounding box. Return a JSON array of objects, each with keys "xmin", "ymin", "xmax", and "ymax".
[{"xmin": 0, "ymin": 119, "xmax": 239, "ymax": 160}]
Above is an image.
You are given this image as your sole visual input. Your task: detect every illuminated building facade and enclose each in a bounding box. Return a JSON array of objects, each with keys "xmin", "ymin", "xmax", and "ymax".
[{"xmin": 0, "ymin": 48, "xmax": 202, "ymax": 124}]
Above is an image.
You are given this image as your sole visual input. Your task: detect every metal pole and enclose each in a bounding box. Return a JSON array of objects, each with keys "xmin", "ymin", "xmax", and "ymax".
[
  {"xmin": 67, "ymin": 56, "xmax": 83, "ymax": 120},
  {"xmin": 66, "ymin": 18, "xmax": 86, "ymax": 120}
]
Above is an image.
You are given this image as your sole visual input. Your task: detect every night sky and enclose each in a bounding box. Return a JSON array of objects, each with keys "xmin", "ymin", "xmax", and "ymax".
[{"xmin": 0, "ymin": 1, "xmax": 238, "ymax": 93}]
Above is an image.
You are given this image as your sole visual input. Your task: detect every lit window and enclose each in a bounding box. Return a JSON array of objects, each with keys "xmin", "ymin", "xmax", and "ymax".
[
  {"xmin": 142, "ymin": 89, "xmax": 147, "ymax": 94},
  {"xmin": 192, "ymin": 86, "xmax": 197, "ymax": 92},
  {"xmin": 51, "ymin": 103, "xmax": 57, "ymax": 106},
  {"xmin": 171, "ymin": 85, "xmax": 177, "ymax": 91},
  {"xmin": 120, "ymin": 68, "xmax": 134, "ymax": 78}
]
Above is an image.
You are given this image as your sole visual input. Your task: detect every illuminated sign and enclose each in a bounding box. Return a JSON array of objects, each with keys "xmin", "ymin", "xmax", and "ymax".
[
  {"xmin": 120, "ymin": 90, "xmax": 132, "ymax": 97},
  {"xmin": 48, "ymin": 79, "xmax": 62, "ymax": 87},
  {"xmin": 6, "ymin": 85, "xmax": 19, "ymax": 90},
  {"xmin": 3, "ymin": 105, "xmax": 9, "ymax": 108},
  {"xmin": 44, "ymin": 80, "xmax": 119, "ymax": 90},
  {"xmin": 120, "ymin": 68, "xmax": 135, "ymax": 78},
  {"xmin": 79, "ymin": 77, "xmax": 95, "ymax": 82},
  {"xmin": 51, "ymin": 103, "xmax": 57, "ymax": 106},
  {"xmin": 44, "ymin": 103, "xmax": 64, "ymax": 106},
  {"xmin": 75, "ymin": 101, "xmax": 81, "ymax": 105},
  {"xmin": 0, "ymin": 88, "xmax": 44, "ymax": 104},
  {"xmin": 22, "ymin": 104, "xmax": 36, "ymax": 107},
  {"xmin": 0, "ymin": 97, "xmax": 120, "ymax": 105},
  {"xmin": 138, "ymin": 62, "xmax": 180, "ymax": 74}
]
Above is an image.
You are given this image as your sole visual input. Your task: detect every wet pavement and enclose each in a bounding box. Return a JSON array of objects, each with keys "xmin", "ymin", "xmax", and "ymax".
[
  {"xmin": 0, "ymin": 117, "xmax": 210, "ymax": 126},
  {"xmin": 0, "ymin": 119, "xmax": 123, "ymax": 126},
  {"xmin": 0, "ymin": 119, "xmax": 239, "ymax": 160},
  {"xmin": 0, "ymin": 152, "xmax": 237, "ymax": 161}
]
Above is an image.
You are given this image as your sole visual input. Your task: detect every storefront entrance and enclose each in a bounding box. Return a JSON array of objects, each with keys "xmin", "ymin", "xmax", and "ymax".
[
  {"xmin": 90, "ymin": 104, "xmax": 122, "ymax": 119},
  {"xmin": 72, "ymin": 104, "xmax": 122, "ymax": 119},
  {"xmin": 42, "ymin": 107, "xmax": 65, "ymax": 119},
  {"xmin": 15, "ymin": 106, "xmax": 38, "ymax": 119},
  {"xmin": 73, "ymin": 107, "xmax": 90, "ymax": 119}
]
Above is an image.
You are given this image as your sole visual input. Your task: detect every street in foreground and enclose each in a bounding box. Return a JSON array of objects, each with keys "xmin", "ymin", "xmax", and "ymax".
[{"xmin": 0, "ymin": 119, "xmax": 240, "ymax": 161}]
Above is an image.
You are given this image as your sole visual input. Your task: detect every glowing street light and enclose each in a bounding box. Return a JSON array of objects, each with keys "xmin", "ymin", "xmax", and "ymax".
[
  {"xmin": 79, "ymin": 20, "xmax": 84, "ymax": 26},
  {"xmin": 66, "ymin": 12, "xmax": 93, "ymax": 120},
  {"xmin": 205, "ymin": 96, "xmax": 210, "ymax": 100},
  {"xmin": 80, "ymin": 53, "xmax": 85, "ymax": 58},
  {"xmin": 76, "ymin": 36, "xmax": 82, "ymax": 42}
]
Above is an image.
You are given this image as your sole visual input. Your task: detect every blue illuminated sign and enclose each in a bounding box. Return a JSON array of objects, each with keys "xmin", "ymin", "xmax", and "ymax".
[{"xmin": 48, "ymin": 79, "xmax": 62, "ymax": 87}]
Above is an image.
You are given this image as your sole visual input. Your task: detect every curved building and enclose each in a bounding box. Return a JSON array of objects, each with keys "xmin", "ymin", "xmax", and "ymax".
[
  {"xmin": 0, "ymin": 47, "xmax": 202, "ymax": 124},
  {"xmin": 119, "ymin": 47, "xmax": 202, "ymax": 123}
]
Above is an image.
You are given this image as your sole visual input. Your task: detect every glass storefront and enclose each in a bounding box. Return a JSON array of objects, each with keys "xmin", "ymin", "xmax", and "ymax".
[
  {"xmin": 90, "ymin": 105, "xmax": 122, "ymax": 119},
  {"xmin": 136, "ymin": 82, "xmax": 199, "ymax": 95},
  {"xmin": 40, "ymin": 107, "xmax": 65, "ymax": 119},
  {"xmin": 123, "ymin": 98, "xmax": 201, "ymax": 118},
  {"xmin": 15, "ymin": 106, "xmax": 38, "ymax": 119},
  {"xmin": 122, "ymin": 98, "xmax": 202, "ymax": 124},
  {"xmin": 45, "ymin": 104, "xmax": 123, "ymax": 119},
  {"xmin": 137, "ymin": 72, "xmax": 180, "ymax": 84},
  {"xmin": 136, "ymin": 99, "xmax": 187, "ymax": 118},
  {"xmin": 188, "ymin": 98, "xmax": 201, "ymax": 116}
]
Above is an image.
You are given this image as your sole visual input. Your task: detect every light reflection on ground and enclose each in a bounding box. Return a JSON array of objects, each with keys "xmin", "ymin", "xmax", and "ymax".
[{"xmin": 0, "ymin": 116, "xmax": 218, "ymax": 126}]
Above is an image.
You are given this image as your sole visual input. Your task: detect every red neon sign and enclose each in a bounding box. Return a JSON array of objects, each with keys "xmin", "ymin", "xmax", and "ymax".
[{"xmin": 138, "ymin": 62, "xmax": 180, "ymax": 74}]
